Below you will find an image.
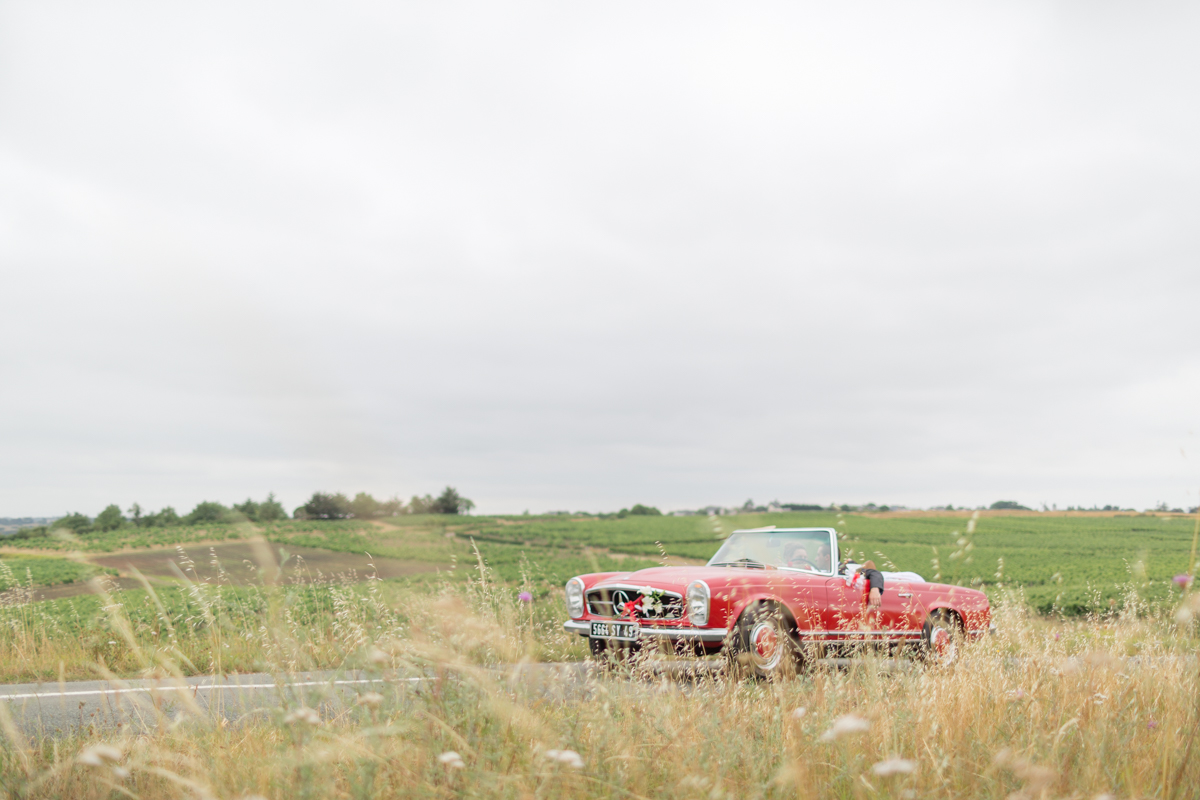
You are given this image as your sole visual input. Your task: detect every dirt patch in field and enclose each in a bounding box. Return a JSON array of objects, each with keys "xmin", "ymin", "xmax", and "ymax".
[
  {"xmin": 88, "ymin": 542, "xmax": 445, "ymax": 585},
  {"xmin": 30, "ymin": 578, "xmax": 146, "ymax": 602},
  {"xmin": 11, "ymin": 543, "xmax": 450, "ymax": 600}
]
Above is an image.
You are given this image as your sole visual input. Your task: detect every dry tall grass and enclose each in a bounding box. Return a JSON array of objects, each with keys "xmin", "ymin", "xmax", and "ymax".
[{"xmin": 0, "ymin": 548, "xmax": 1197, "ymax": 799}]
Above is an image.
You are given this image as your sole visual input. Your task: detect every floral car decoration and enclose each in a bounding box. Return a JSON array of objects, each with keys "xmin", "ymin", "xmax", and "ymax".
[{"xmin": 563, "ymin": 526, "xmax": 993, "ymax": 675}]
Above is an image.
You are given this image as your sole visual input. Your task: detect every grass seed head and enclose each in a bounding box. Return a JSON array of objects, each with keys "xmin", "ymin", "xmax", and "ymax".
[
  {"xmin": 820, "ymin": 714, "xmax": 870, "ymax": 742},
  {"xmin": 356, "ymin": 692, "xmax": 384, "ymax": 709},
  {"xmin": 283, "ymin": 707, "xmax": 321, "ymax": 726},
  {"xmin": 871, "ymin": 757, "xmax": 916, "ymax": 777},
  {"xmin": 543, "ymin": 749, "xmax": 585, "ymax": 769},
  {"xmin": 76, "ymin": 744, "xmax": 122, "ymax": 766}
]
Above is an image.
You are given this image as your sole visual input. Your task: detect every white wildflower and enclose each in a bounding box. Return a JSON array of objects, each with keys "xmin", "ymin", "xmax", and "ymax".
[
  {"xmin": 283, "ymin": 707, "xmax": 321, "ymax": 726},
  {"xmin": 872, "ymin": 757, "xmax": 917, "ymax": 776},
  {"xmin": 438, "ymin": 751, "xmax": 466, "ymax": 769},
  {"xmin": 819, "ymin": 714, "xmax": 870, "ymax": 741},
  {"xmin": 544, "ymin": 749, "xmax": 585, "ymax": 769},
  {"xmin": 356, "ymin": 692, "xmax": 384, "ymax": 710},
  {"xmin": 77, "ymin": 744, "xmax": 123, "ymax": 766}
]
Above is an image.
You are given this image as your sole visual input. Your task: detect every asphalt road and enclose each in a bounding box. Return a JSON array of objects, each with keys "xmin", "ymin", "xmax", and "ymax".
[
  {"xmin": 0, "ymin": 661, "xmax": 719, "ymax": 737},
  {"xmin": 0, "ymin": 671, "xmax": 414, "ymax": 737},
  {"xmin": 6, "ymin": 653, "xmax": 1110, "ymax": 738}
]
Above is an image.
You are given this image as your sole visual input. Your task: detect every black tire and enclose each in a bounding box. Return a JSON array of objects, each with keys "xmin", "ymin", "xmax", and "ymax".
[
  {"xmin": 725, "ymin": 602, "xmax": 802, "ymax": 680},
  {"xmin": 589, "ymin": 636, "xmax": 640, "ymax": 664},
  {"xmin": 921, "ymin": 609, "xmax": 962, "ymax": 666}
]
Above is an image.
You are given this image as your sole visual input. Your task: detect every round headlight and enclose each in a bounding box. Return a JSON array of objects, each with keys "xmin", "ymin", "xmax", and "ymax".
[
  {"xmin": 686, "ymin": 580, "xmax": 710, "ymax": 627},
  {"xmin": 565, "ymin": 577, "xmax": 586, "ymax": 619}
]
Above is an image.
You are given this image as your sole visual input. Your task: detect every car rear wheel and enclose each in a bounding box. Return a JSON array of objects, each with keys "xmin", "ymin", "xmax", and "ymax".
[
  {"xmin": 726, "ymin": 602, "xmax": 801, "ymax": 679},
  {"xmin": 922, "ymin": 610, "xmax": 962, "ymax": 666}
]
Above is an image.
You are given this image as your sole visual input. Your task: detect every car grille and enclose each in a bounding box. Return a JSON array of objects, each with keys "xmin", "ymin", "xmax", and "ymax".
[{"xmin": 586, "ymin": 588, "xmax": 684, "ymax": 620}]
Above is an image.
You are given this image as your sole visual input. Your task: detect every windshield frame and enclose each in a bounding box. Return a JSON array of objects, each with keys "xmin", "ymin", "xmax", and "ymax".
[{"xmin": 706, "ymin": 527, "xmax": 839, "ymax": 576}]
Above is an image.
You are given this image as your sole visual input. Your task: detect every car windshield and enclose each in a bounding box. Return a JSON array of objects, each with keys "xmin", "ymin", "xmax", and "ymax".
[{"xmin": 708, "ymin": 530, "xmax": 834, "ymax": 573}]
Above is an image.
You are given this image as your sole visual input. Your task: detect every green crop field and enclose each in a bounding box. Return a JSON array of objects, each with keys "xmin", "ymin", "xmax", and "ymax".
[
  {"xmin": 376, "ymin": 510, "xmax": 1199, "ymax": 615},
  {"xmin": 0, "ymin": 554, "xmax": 116, "ymax": 588},
  {"xmin": 5, "ymin": 511, "xmax": 1196, "ymax": 615}
]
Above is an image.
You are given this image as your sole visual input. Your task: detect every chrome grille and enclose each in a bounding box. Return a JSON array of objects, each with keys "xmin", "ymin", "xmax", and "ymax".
[{"xmin": 586, "ymin": 587, "xmax": 683, "ymax": 620}]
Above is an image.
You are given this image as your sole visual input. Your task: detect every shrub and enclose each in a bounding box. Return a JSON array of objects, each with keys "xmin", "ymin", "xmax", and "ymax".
[
  {"xmin": 295, "ymin": 492, "xmax": 351, "ymax": 520},
  {"xmin": 232, "ymin": 498, "xmax": 260, "ymax": 520},
  {"xmin": 146, "ymin": 506, "xmax": 181, "ymax": 527},
  {"xmin": 349, "ymin": 492, "xmax": 382, "ymax": 519},
  {"xmin": 990, "ymin": 500, "xmax": 1031, "ymax": 511},
  {"xmin": 256, "ymin": 492, "xmax": 287, "ymax": 521},
  {"xmin": 186, "ymin": 501, "xmax": 234, "ymax": 525},
  {"xmin": 53, "ymin": 512, "xmax": 91, "ymax": 533},
  {"xmin": 93, "ymin": 504, "xmax": 126, "ymax": 532},
  {"xmin": 408, "ymin": 494, "xmax": 436, "ymax": 514},
  {"xmin": 233, "ymin": 494, "xmax": 287, "ymax": 522},
  {"xmin": 432, "ymin": 486, "xmax": 474, "ymax": 515},
  {"xmin": 618, "ymin": 504, "xmax": 661, "ymax": 518}
]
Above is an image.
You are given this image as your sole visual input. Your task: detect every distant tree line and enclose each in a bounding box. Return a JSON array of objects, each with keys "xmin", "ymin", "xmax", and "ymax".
[
  {"xmin": 292, "ymin": 487, "xmax": 474, "ymax": 519},
  {"xmin": 11, "ymin": 487, "xmax": 475, "ymax": 538},
  {"xmin": 30, "ymin": 493, "xmax": 290, "ymax": 537},
  {"xmin": 615, "ymin": 504, "xmax": 661, "ymax": 518}
]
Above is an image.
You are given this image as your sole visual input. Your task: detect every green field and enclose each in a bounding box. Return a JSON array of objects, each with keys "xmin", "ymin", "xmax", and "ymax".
[
  {"xmin": 369, "ymin": 510, "xmax": 1196, "ymax": 614},
  {"xmin": 0, "ymin": 553, "xmax": 116, "ymax": 588},
  {"xmin": 5, "ymin": 511, "xmax": 1196, "ymax": 615}
]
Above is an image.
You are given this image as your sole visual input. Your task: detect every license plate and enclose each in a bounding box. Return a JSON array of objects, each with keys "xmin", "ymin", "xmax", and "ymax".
[{"xmin": 590, "ymin": 621, "xmax": 639, "ymax": 641}]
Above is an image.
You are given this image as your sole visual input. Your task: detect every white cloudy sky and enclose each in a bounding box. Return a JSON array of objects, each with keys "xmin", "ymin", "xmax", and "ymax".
[{"xmin": 2, "ymin": 2, "xmax": 1199, "ymax": 516}]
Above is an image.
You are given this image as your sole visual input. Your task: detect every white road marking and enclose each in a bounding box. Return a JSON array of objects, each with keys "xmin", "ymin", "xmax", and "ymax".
[{"xmin": 0, "ymin": 677, "xmax": 422, "ymax": 702}]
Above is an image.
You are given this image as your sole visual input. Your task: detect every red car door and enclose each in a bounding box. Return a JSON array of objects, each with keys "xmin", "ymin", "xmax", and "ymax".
[
  {"xmin": 824, "ymin": 576, "xmax": 922, "ymax": 636},
  {"xmin": 823, "ymin": 576, "xmax": 867, "ymax": 633},
  {"xmin": 777, "ymin": 572, "xmax": 825, "ymax": 631},
  {"xmin": 886, "ymin": 582, "xmax": 924, "ymax": 632}
]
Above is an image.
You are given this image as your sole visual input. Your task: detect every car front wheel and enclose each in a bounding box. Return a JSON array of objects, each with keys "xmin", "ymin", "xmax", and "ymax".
[{"xmin": 726, "ymin": 602, "xmax": 801, "ymax": 679}]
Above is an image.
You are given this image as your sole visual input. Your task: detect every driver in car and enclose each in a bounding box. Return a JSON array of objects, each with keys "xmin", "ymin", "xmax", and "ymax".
[{"xmin": 782, "ymin": 542, "xmax": 816, "ymax": 569}]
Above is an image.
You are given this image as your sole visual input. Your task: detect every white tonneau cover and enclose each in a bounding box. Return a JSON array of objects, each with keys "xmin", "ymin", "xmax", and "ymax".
[
  {"xmin": 841, "ymin": 562, "xmax": 926, "ymax": 585},
  {"xmin": 883, "ymin": 571, "xmax": 925, "ymax": 583}
]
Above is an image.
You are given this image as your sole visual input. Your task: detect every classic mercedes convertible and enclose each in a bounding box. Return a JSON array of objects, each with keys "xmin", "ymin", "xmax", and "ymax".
[{"xmin": 562, "ymin": 527, "xmax": 992, "ymax": 676}]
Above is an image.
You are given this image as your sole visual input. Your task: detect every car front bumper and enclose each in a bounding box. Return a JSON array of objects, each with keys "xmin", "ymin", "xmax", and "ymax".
[{"xmin": 563, "ymin": 619, "xmax": 729, "ymax": 642}]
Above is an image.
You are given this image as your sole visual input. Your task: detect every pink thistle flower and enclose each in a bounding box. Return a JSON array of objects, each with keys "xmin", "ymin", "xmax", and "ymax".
[
  {"xmin": 518, "ymin": 591, "xmax": 533, "ymax": 602},
  {"xmin": 1173, "ymin": 574, "xmax": 1193, "ymax": 588},
  {"xmin": 1147, "ymin": 719, "xmax": 1158, "ymax": 730}
]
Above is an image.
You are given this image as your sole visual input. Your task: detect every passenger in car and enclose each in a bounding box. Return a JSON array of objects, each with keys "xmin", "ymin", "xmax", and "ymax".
[
  {"xmin": 857, "ymin": 560, "xmax": 885, "ymax": 611},
  {"xmin": 815, "ymin": 543, "xmax": 832, "ymax": 572}
]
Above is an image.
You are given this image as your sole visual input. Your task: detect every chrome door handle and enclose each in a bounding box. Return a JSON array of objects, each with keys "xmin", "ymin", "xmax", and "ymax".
[{"xmin": 898, "ymin": 592, "xmax": 913, "ymax": 598}]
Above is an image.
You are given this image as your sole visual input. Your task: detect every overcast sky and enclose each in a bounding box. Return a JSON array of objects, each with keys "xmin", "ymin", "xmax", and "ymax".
[{"xmin": 2, "ymin": 2, "xmax": 1199, "ymax": 516}]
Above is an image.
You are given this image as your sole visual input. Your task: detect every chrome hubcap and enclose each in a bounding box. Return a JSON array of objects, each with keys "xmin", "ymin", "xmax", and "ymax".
[
  {"xmin": 931, "ymin": 625, "xmax": 957, "ymax": 663},
  {"xmin": 749, "ymin": 621, "xmax": 782, "ymax": 669}
]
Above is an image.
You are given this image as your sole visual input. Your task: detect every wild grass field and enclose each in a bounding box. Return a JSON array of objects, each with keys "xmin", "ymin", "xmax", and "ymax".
[{"xmin": 0, "ymin": 547, "xmax": 1198, "ymax": 799}]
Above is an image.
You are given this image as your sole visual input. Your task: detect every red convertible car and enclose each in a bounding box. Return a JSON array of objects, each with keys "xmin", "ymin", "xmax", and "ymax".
[{"xmin": 563, "ymin": 526, "xmax": 992, "ymax": 676}]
